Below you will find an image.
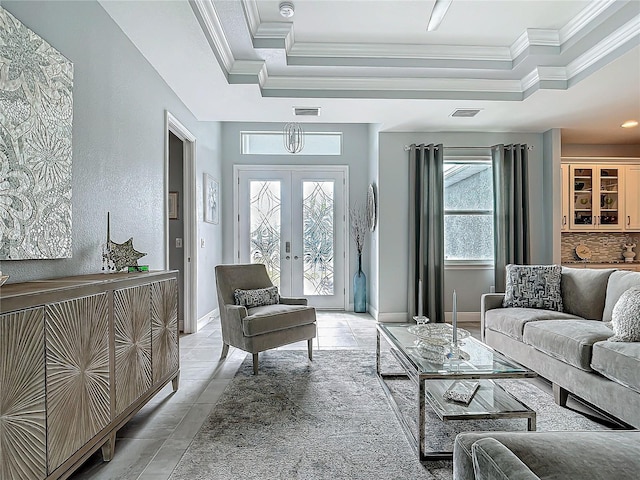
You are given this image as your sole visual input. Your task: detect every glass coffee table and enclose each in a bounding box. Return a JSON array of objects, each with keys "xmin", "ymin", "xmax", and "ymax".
[{"xmin": 377, "ymin": 323, "xmax": 537, "ymax": 461}]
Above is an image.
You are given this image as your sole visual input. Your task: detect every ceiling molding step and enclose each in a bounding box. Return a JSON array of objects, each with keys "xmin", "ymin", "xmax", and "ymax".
[
  {"xmin": 559, "ymin": 0, "xmax": 623, "ymax": 43},
  {"xmin": 252, "ymin": 22, "xmax": 295, "ymax": 49},
  {"xmin": 228, "ymin": 60, "xmax": 267, "ymax": 85},
  {"xmin": 260, "ymin": 87, "xmax": 523, "ymax": 101},
  {"xmin": 241, "ymin": 0, "xmax": 261, "ymax": 36},
  {"xmin": 566, "ymin": 14, "xmax": 640, "ymax": 79},
  {"xmin": 286, "ymin": 42, "xmax": 513, "ymax": 69},
  {"xmin": 510, "ymin": 29, "xmax": 561, "ymax": 58},
  {"xmin": 521, "ymin": 66, "xmax": 568, "ymax": 92},
  {"xmin": 262, "ymin": 76, "xmax": 523, "ymax": 93},
  {"xmin": 190, "ymin": 0, "xmax": 235, "ymax": 73}
]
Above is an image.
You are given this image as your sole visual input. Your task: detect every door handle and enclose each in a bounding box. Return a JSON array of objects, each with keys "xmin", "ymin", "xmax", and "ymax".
[
  {"xmin": 562, "ymin": 215, "xmax": 566, "ymax": 226},
  {"xmin": 294, "ymin": 255, "xmax": 299, "ymax": 260},
  {"xmin": 285, "ymin": 255, "xmax": 291, "ymax": 260},
  {"xmin": 628, "ymin": 216, "xmax": 631, "ymax": 226}
]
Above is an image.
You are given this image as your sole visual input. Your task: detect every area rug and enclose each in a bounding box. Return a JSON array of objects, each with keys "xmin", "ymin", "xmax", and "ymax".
[{"xmin": 169, "ymin": 350, "xmax": 608, "ymax": 480}]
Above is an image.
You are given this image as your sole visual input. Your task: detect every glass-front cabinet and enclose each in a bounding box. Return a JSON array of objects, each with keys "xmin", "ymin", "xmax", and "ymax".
[{"xmin": 569, "ymin": 165, "xmax": 624, "ymax": 230}]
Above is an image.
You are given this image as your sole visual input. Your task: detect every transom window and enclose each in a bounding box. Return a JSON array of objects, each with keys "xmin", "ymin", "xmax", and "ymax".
[
  {"xmin": 241, "ymin": 131, "xmax": 342, "ymax": 155},
  {"xmin": 444, "ymin": 159, "xmax": 494, "ymax": 263}
]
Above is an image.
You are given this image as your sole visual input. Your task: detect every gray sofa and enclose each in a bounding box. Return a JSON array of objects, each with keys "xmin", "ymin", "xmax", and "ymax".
[
  {"xmin": 481, "ymin": 268, "xmax": 640, "ymax": 428},
  {"xmin": 454, "ymin": 430, "xmax": 640, "ymax": 480}
]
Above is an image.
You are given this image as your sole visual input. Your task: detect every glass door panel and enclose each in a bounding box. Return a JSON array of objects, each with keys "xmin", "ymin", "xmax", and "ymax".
[
  {"xmin": 572, "ymin": 166, "xmax": 594, "ymax": 229},
  {"xmin": 249, "ymin": 181, "xmax": 282, "ymax": 288},
  {"xmin": 598, "ymin": 167, "xmax": 620, "ymax": 228},
  {"xmin": 302, "ymin": 181, "xmax": 335, "ymax": 296}
]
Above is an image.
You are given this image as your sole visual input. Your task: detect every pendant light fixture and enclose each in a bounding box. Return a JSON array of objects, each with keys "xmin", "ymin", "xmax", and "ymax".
[{"xmin": 283, "ymin": 122, "xmax": 304, "ymax": 154}]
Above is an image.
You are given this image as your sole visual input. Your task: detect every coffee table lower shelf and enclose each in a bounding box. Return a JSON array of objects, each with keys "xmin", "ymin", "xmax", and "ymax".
[{"xmin": 377, "ymin": 373, "xmax": 537, "ymax": 461}]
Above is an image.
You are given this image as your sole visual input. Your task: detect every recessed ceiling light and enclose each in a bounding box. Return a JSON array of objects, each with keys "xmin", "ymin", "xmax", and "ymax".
[
  {"xmin": 279, "ymin": 2, "xmax": 295, "ymax": 18},
  {"xmin": 451, "ymin": 108, "xmax": 481, "ymax": 118},
  {"xmin": 621, "ymin": 120, "xmax": 639, "ymax": 128}
]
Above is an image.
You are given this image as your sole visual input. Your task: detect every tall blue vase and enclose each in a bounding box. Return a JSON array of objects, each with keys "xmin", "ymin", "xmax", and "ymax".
[{"xmin": 353, "ymin": 254, "xmax": 366, "ymax": 313}]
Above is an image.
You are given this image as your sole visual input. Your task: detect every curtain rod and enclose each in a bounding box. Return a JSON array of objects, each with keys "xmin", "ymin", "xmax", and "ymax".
[{"xmin": 403, "ymin": 145, "xmax": 534, "ymax": 151}]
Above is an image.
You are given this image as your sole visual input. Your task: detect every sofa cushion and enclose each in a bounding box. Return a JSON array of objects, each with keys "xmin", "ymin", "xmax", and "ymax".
[
  {"xmin": 591, "ymin": 340, "xmax": 640, "ymax": 394},
  {"xmin": 454, "ymin": 431, "xmax": 640, "ymax": 480},
  {"xmin": 242, "ymin": 304, "xmax": 316, "ymax": 337},
  {"xmin": 522, "ymin": 320, "xmax": 613, "ymax": 371},
  {"xmin": 610, "ymin": 287, "xmax": 640, "ymax": 342},
  {"xmin": 472, "ymin": 438, "xmax": 540, "ymax": 480},
  {"xmin": 561, "ymin": 267, "xmax": 614, "ymax": 319},
  {"xmin": 234, "ymin": 286, "xmax": 279, "ymax": 308},
  {"xmin": 503, "ymin": 264, "xmax": 563, "ymax": 311},
  {"xmin": 485, "ymin": 308, "xmax": 582, "ymax": 341},
  {"xmin": 603, "ymin": 270, "xmax": 640, "ymax": 321}
]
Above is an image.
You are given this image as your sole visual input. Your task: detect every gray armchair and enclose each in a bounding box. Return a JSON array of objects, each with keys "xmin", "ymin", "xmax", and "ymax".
[{"xmin": 215, "ymin": 263, "xmax": 317, "ymax": 374}]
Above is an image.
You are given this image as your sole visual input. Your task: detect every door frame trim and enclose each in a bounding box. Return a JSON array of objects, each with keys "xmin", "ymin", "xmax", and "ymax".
[
  {"xmin": 165, "ymin": 111, "xmax": 198, "ymax": 333},
  {"xmin": 233, "ymin": 164, "xmax": 349, "ymax": 310}
]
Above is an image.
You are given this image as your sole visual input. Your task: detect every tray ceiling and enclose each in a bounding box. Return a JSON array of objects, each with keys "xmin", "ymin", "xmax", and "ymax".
[{"xmin": 102, "ymin": 0, "xmax": 640, "ymax": 144}]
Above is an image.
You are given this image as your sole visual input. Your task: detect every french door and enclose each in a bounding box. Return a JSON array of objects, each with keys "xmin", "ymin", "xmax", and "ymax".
[{"xmin": 235, "ymin": 166, "xmax": 347, "ymax": 309}]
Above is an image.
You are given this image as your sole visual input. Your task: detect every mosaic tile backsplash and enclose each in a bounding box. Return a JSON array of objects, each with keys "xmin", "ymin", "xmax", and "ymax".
[{"xmin": 562, "ymin": 232, "xmax": 640, "ymax": 263}]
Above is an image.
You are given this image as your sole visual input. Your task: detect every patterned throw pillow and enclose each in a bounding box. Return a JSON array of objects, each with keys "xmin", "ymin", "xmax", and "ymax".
[
  {"xmin": 502, "ymin": 264, "xmax": 563, "ymax": 312},
  {"xmin": 609, "ymin": 287, "xmax": 640, "ymax": 342},
  {"xmin": 234, "ymin": 286, "xmax": 279, "ymax": 308}
]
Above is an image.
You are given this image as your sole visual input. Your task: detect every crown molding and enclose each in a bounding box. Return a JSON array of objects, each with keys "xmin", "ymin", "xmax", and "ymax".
[
  {"xmin": 559, "ymin": 0, "xmax": 622, "ymax": 43},
  {"xmin": 190, "ymin": 0, "xmax": 235, "ymax": 73},
  {"xmin": 511, "ymin": 29, "xmax": 560, "ymax": 58},
  {"xmin": 241, "ymin": 0, "xmax": 260, "ymax": 36},
  {"xmin": 566, "ymin": 14, "xmax": 640, "ymax": 79},
  {"xmin": 229, "ymin": 60, "xmax": 267, "ymax": 85},
  {"xmin": 253, "ymin": 22, "xmax": 295, "ymax": 49}
]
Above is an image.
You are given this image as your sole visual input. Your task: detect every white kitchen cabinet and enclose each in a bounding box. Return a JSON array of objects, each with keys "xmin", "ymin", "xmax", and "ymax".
[
  {"xmin": 569, "ymin": 165, "xmax": 624, "ymax": 231},
  {"xmin": 561, "ymin": 164, "xmax": 569, "ymax": 231},
  {"xmin": 624, "ymin": 165, "xmax": 640, "ymax": 231}
]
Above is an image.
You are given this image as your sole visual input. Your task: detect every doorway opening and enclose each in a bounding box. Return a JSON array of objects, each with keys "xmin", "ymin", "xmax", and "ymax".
[{"xmin": 165, "ymin": 111, "xmax": 197, "ymax": 333}]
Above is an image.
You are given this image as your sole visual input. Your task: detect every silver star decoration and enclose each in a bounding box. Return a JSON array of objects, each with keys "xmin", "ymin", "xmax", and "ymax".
[{"xmin": 106, "ymin": 238, "xmax": 146, "ymax": 272}]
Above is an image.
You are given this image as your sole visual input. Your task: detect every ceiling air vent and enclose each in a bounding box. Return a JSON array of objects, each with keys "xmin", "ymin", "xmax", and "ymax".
[
  {"xmin": 294, "ymin": 107, "xmax": 321, "ymax": 117},
  {"xmin": 451, "ymin": 109, "xmax": 481, "ymax": 118}
]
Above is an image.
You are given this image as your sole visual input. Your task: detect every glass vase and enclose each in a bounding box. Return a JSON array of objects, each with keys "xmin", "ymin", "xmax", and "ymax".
[{"xmin": 353, "ymin": 254, "xmax": 367, "ymax": 313}]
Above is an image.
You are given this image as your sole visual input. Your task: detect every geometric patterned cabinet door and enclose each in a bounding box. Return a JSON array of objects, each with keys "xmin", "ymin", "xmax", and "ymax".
[
  {"xmin": 0, "ymin": 308, "xmax": 47, "ymax": 480},
  {"xmin": 45, "ymin": 294, "xmax": 110, "ymax": 473},
  {"xmin": 151, "ymin": 279, "xmax": 179, "ymax": 384},
  {"xmin": 114, "ymin": 285, "xmax": 152, "ymax": 416}
]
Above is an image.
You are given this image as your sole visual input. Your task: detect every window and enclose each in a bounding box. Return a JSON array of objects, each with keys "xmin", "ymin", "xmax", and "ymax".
[
  {"xmin": 444, "ymin": 159, "xmax": 494, "ymax": 263},
  {"xmin": 241, "ymin": 131, "xmax": 342, "ymax": 155}
]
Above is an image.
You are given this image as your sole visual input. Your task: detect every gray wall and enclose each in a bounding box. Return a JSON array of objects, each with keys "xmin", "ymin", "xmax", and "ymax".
[
  {"xmin": 562, "ymin": 144, "xmax": 640, "ymax": 157},
  {"xmin": 1, "ymin": 1, "xmax": 222, "ymax": 321},
  {"xmin": 377, "ymin": 131, "xmax": 549, "ymax": 319},
  {"xmin": 220, "ymin": 122, "xmax": 370, "ymax": 308},
  {"xmin": 367, "ymin": 124, "xmax": 381, "ymax": 315}
]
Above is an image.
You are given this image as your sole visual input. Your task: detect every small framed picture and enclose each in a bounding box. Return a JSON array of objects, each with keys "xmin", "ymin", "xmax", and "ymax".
[
  {"xmin": 168, "ymin": 191, "xmax": 179, "ymax": 220},
  {"xmin": 204, "ymin": 173, "xmax": 219, "ymax": 224}
]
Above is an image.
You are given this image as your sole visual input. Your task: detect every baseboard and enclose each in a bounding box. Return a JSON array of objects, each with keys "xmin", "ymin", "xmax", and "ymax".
[
  {"xmin": 197, "ymin": 307, "xmax": 219, "ymax": 331},
  {"xmin": 369, "ymin": 304, "xmax": 379, "ymax": 321},
  {"xmin": 444, "ymin": 311, "xmax": 480, "ymax": 323},
  {"xmin": 377, "ymin": 312, "xmax": 409, "ymax": 323}
]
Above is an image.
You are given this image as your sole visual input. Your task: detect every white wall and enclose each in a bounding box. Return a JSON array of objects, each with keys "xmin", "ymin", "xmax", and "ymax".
[
  {"xmin": 367, "ymin": 124, "xmax": 382, "ymax": 317},
  {"xmin": 1, "ymin": 1, "xmax": 222, "ymax": 321},
  {"xmin": 377, "ymin": 131, "xmax": 549, "ymax": 320},
  {"xmin": 220, "ymin": 122, "xmax": 370, "ymax": 309}
]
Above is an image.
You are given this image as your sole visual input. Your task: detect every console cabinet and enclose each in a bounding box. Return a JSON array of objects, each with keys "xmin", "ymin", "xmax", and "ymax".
[{"xmin": 0, "ymin": 271, "xmax": 179, "ymax": 480}]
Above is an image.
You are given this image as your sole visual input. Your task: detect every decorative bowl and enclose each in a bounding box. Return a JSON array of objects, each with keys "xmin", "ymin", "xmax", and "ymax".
[{"xmin": 0, "ymin": 275, "xmax": 9, "ymax": 287}]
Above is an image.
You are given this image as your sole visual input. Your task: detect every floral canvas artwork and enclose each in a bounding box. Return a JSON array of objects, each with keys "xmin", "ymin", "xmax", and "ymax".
[{"xmin": 0, "ymin": 7, "xmax": 73, "ymax": 260}]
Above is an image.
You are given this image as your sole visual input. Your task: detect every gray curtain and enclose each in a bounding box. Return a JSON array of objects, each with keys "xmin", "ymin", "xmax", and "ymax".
[
  {"xmin": 408, "ymin": 144, "xmax": 444, "ymax": 323},
  {"xmin": 492, "ymin": 144, "xmax": 530, "ymax": 292}
]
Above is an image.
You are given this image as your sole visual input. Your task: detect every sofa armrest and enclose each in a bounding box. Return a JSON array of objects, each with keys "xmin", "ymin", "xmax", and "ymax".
[
  {"xmin": 481, "ymin": 293, "xmax": 505, "ymax": 342},
  {"xmin": 472, "ymin": 438, "xmax": 540, "ymax": 480},
  {"xmin": 279, "ymin": 296, "xmax": 308, "ymax": 306}
]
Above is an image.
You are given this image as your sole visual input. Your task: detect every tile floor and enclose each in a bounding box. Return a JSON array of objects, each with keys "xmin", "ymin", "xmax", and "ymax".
[
  {"xmin": 71, "ymin": 311, "xmax": 378, "ymax": 479},
  {"xmin": 71, "ymin": 313, "xmax": 614, "ymax": 479}
]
